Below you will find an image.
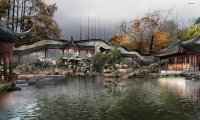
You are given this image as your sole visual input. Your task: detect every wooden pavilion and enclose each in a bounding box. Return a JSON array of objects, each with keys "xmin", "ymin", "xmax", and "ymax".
[
  {"xmin": 0, "ymin": 23, "xmax": 22, "ymax": 83},
  {"xmin": 153, "ymin": 36, "xmax": 200, "ymax": 71},
  {"xmin": 64, "ymin": 39, "xmax": 80, "ymax": 58}
]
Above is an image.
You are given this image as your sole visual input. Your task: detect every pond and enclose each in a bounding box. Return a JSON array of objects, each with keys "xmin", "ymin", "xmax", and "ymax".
[{"xmin": 0, "ymin": 76, "xmax": 200, "ymax": 120}]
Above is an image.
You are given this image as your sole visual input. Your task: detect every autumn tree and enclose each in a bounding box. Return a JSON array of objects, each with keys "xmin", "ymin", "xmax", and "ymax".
[
  {"xmin": 119, "ymin": 9, "xmax": 178, "ymax": 54},
  {"xmin": 181, "ymin": 23, "xmax": 200, "ymax": 41},
  {"xmin": 0, "ymin": 0, "xmax": 61, "ymax": 46},
  {"xmin": 18, "ymin": 0, "xmax": 61, "ymax": 46},
  {"xmin": 0, "ymin": 0, "xmax": 10, "ymax": 19},
  {"xmin": 153, "ymin": 31, "xmax": 170, "ymax": 51},
  {"xmin": 109, "ymin": 35, "xmax": 129, "ymax": 46}
]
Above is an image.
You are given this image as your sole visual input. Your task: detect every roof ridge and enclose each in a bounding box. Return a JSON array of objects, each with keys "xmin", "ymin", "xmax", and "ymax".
[{"xmin": 159, "ymin": 39, "xmax": 180, "ymax": 52}]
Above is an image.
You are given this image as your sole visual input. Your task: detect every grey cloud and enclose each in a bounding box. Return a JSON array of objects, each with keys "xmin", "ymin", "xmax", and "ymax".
[{"xmin": 45, "ymin": 0, "xmax": 200, "ymax": 39}]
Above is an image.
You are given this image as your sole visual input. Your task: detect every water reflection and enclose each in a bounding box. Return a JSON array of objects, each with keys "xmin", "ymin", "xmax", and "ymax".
[
  {"xmin": 158, "ymin": 77, "xmax": 200, "ymax": 101},
  {"xmin": 0, "ymin": 92, "xmax": 13, "ymax": 108},
  {"xmin": 0, "ymin": 76, "xmax": 200, "ymax": 120},
  {"xmin": 103, "ymin": 78, "xmax": 127, "ymax": 94}
]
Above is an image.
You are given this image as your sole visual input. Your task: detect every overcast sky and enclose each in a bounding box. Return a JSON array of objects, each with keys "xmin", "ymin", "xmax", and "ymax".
[{"xmin": 45, "ymin": 0, "xmax": 200, "ymax": 40}]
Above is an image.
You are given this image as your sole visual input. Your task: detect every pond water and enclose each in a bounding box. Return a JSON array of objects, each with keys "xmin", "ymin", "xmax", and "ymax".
[{"xmin": 1, "ymin": 76, "xmax": 200, "ymax": 120}]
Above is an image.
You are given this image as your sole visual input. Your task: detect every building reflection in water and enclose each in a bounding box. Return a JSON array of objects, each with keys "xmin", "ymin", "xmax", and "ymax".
[
  {"xmin": 0, "ymin": 92, "xmax": 13, "ymax": 108},
  {"xmin": 158, "ymin": 77, "xmax": 200, "ymax": 101}
]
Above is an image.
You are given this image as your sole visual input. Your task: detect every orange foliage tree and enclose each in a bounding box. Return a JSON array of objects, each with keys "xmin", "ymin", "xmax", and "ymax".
[
  {"xmin": 153, "ymin": 31, "xmax": 170, "ymax": 51},
  {"xmin": 0, "ymin": 0, "xmax": 61, "ymax": 46},
  {"xmin": 110, "ymin": 35, "xmax": 129, "ymax": 46},
  {"xmin": 119, "ymin": 9, "xmax": 178, "ymax": 55}
]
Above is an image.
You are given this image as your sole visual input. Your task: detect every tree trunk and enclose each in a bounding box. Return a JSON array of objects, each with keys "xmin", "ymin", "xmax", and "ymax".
[
  {"xmin": 7, "ymin": 0, "xmax": 11, "ymax": 28},
  {"xmin": 12, "ymin": 0, "xmax": 15, "ymax": 31},
  {"xmin": 15, "ymin": 0, "xmax": 20, "ymax": 32},
  {"xmin": 149, "ymin": 34, "xmax": 154, "ymax": 55},
  {"xmin": 20, "ymin": 0, "xmax": 23, "ymax": 32}
]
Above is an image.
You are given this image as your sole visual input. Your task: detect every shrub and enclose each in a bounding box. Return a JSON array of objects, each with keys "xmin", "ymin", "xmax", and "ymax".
[
  {"xmin": 0, "ymin": 83, "xmax": 12, "ymax": 93},
  {"xmin": 57, "ymin": 59, "xmax": 68, "ymax": 70},
  {"xmin": 15, "ymin": 59, "xmax": 55, "ymax": 74},
  {"xmin": 109, "ymin": 47, "xmax": 122, "ymax": 64},
  {"xmin": 34, "ymin": 60, "xmax": 54, "ymax": 70},
  {"xmin": 91, "ymin": 52, "xmax": 110, "ymax": 72}
]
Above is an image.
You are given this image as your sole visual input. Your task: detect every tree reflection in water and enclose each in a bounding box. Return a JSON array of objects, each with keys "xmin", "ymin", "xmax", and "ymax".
[{"xmin": 0, "ymin": 77, "xmax": 200, "ymax": 120}]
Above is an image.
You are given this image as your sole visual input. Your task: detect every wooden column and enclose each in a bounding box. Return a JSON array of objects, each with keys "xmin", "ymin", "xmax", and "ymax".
[
  {"xmin": 198, "ymin": 53, "xmax": 199, "ymax": 71},
  {"xmin": 18, "ymin": 56, "xmax": 21, "ymax": 63},
  {"xmin": 185, "ymin": 55, "xmax": 187, "ymax": 71},
  {"xmin": 186, "ymin": 53, "xmax": 189, "ymax": 71},
  {"xmin": 198, "ymin": 53, "xmax": 200, "ymax": 71},
  {"xmin": 175, "ymin": 57, "xmax": 177, "ymax": 71},
  {"xmin": 63, "ymin": 48, "xmax": 65, "ymax": 55},
  {"xmin": 166, "ymin": 60, "xmax": 168, "ymax": 73},
  {"xmin": 45, "ymin": 48, "xmax": 47, "ymax": 58},
  {"xmin": 195, "ymin": 54, "xmax": 197, "ymax": 71},
  {"xmin": 189, "ymin": 55, "xmax": 191, "ymax": 71},
  {"xmin": 9, "ymin": 51, "xmax": 13, "ymax": 81},
  {"xmin": 192, "ymin": 54, "xmax": 195, "ymax": 71},
  {"xmin": 4, "ymin": 54, "xmax": 7, "ymax": 81},
  {"xmin": 182, "ymin": 56, "xmax": 184, "ymax": 71},
  {"xmin": 47, "ymin": 49, "xmax": 48, "ymax": 58},
  {"xmin": 44, "ymin": 48, "xmax": 48, "ymax": 58},
  {"xmin": 132, "ymin": 57, "xmax": 133, "ymax": 65},
  {"xmin": 167, "ymin": 60, "xmax": 168, "ymax": 71}
]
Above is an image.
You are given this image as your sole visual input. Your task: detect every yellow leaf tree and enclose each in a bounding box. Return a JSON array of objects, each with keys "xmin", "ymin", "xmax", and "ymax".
[
  {"xmin": 153, "ymin": 31, "xmax": 170, "ymax": 51},
  {"xmin": 119, "ymin": 9, "xmax": 178, "ymax": 54},
  {"xmin": 110, "ymin": 35, "xmax": 129, "ymax": 46}
]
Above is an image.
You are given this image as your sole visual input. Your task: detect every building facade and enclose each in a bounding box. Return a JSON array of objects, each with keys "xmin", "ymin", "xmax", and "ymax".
[
  {"xmin": 0, "ymin": 23, "xmax": 22, "ymax": 82},
  {"xmin": 153, "ymin": 36, "xmax": 200, "ymax": 71}
]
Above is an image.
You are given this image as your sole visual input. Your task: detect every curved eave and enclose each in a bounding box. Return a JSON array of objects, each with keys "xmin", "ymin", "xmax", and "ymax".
[
  {"xmin": 0, "ymin": 24, "xmax": 21, "ymax": 43},
  {"xmin": 152, "ymin": 40, "xmax": 180, "ymax": 57},
  {"xmin": 65, "ymin": 40, "xmax": 80, "ymax": 48},
  {"xmin": 181, "ymin": 36, "xmax": 200, "ymax": 52},
  {"xmin": 14, "ymin": 44, "xmax": 65, "ymax": 55}
]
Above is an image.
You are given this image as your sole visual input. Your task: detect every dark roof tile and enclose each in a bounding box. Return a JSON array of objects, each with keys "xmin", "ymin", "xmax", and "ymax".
[{"xmin": 0, "ymin": 23, "xmax": 21, "ymax": 43}]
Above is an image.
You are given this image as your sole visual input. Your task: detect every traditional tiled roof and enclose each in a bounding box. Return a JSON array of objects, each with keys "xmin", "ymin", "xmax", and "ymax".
[
  {"xmin": 0, "ymin": 23, "xmax": 21, "ymax": 43},
  {"xmin": 153, "ymin": 35, "xmax": 200, "ymax": 57},
  {"xmin": 76, "ymin": 39, "xmax": 111, "ymax": 49},
  {"xmin": 181, "ymin": 36, "xmax": 200, "ymax": 52},
  {"xmin": 14, "ymin": 40, "xmax": 64, "ymax": 50},
  {"xmin": 13, "ymin": 39, "xmax": 154, "ymax": 64},
  {"xmin": 14, "ymin": 40, "xmax": 65, "ymax": 54},
  {"xmin": 13, "ymin": 39, "xmax": 145, "ymax": 58},
  {"xmin": 152, "ymin": 40, "xmax": 180, "ymax": 57},
  {"xmin": 65, "ymin": 39, "xmax": 80, "ymax": 48}
]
